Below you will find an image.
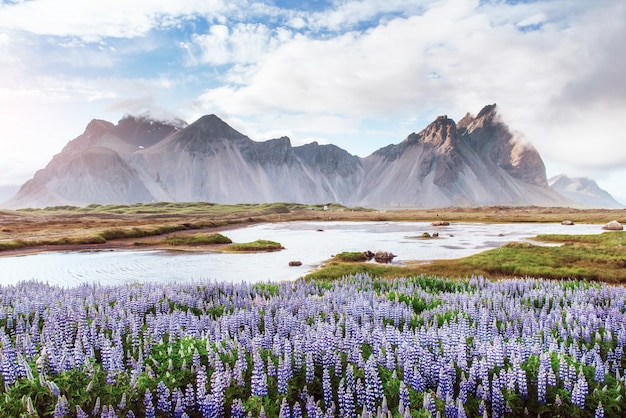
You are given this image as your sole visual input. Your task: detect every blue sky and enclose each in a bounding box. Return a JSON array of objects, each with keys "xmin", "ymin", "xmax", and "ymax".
[{"xmin": 0, "ymin": 0, "xmax": 625, "ymax": 203}]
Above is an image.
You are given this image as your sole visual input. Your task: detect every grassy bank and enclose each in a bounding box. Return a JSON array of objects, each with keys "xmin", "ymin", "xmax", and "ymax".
[
  {"xmin": 225, "ymin": 239, "xmax": 283, "ymax": 252},
  {"xmin": 305, "ymin": 230, "xmax": 626, "ymax": 284}
]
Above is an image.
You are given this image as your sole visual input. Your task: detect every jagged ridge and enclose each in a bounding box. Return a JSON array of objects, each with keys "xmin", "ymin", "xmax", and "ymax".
[{"xmin": 4, "ymin": 105, "xmax": 591, "ymax": 208}]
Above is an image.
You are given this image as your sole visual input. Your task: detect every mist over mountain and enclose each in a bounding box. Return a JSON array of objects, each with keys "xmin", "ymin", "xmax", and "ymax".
[
  {"xmin": 549, "ymin": 174, "xmax": 624, "ymax": 209},
  {"xmin": 4, "ymin": 104, "xmax": 609, "ymax": 209},
  {"xmin": 0, "ymin": 185, "xmax": 19, "ymax": 204}
]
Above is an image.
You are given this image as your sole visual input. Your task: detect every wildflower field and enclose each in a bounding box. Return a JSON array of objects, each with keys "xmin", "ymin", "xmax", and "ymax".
[{"xmin": 1, "ymin": 274, "xmax": 625, "ymax": 417}]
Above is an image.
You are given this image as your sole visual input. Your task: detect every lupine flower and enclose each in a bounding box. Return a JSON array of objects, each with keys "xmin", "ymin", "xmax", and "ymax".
[
  {"xmin": 595, "ymin": 401, "xmax": 604, "ymax": 418},
  {"xmin": 53, "ymin": 395, "xmax": 69, "ymax": 418},
  {"xmin": 144, "ymin": 389, "xmax": 155, "ymax": 418},
  {"xmin": 230, "ymin": 398, "xmax": 245, "ymax": 418},
  {"xmin": 571, "ymin": 370, "xmax": 588, "ymax": 409},
  {"xmin": 491, "ymin": 378, "xmax": 505, "ymax": 418},
  {"xmin": 292, "ymin": 401, "xmax": 303, "ymax": 418}
]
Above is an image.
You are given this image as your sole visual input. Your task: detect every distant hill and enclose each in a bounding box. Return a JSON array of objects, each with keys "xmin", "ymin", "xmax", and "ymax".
[
  {"xmin": 5, "ymin": 105, "xmax": 579, "ymax": 209},
  {"xmin": 549, "ymin": 174, "xmax": 624, "ymax": 209}
]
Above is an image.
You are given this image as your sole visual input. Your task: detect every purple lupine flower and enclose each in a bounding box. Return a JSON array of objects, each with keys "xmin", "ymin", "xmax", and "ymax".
[
  {"xmin": 423, "ymin": 392, "xmax": 437, "ymax": 417},
  {"xmin": 305, "ymin": 351, "xmax": 315, "ymax": 383},
  {"xmin": 92, "ymin": 396, "xmax": 101, "ymax": 416},
  {"xmin": 53, "ymin": 395, "xmax": 69, "ymax": 418},
  {"xmin": 491, "ymin": 378, "xmax": 505, "ymax": 418},
  {"xmin": 277, "ymin": 356, "xmax": 290, "ymax": 395},
  {"xmin": 411, "ymin": 365, "xmax": 425, "ymax": 393},
  {"xmin": 279, "ymin": 397, "xmax": 291, "ymax": 418},
  {"xmin": 322, "ymin": 367, "xmax": 333, "ymax": 411},
  {"xmin": 184, "ymin": 383, "xmax": 195, "ymax": 412},
  {"xmin": 305, "ymin": 395, "xmax": 317, "ymax": 418},
  {"xmin": 514, "ymin": 361, "xmax": 528, "ymax": 400},
  {"xmin": 399, "ymin": 381, "xmax": 410, "ymax": 411},
  {"xmin": 444, "ymin": 392, "xmax": 457, "ymax": 418},
  {"xmin": 209, "ymin": 370, "xmax": 225, "ymax": 418},
  {"xmin": 595, "ymin": 401, "xmax": 605, "ymax": 418},
  {"xmin": 571, "ymin": 370, "xmax": 588, "ymax": 409},
  {"xmin": 230, "ymin": 398, "xmax": 245, "ymax": 418},
  {"xmin": 251, "ymin": 352, "xmax": 268, "ymax": 397},
  {"xmin": 75, "ymin": 405, "xmax": 89, "ymax": 418},
  {"xmin": 291, "ymin": 401, "xmax": 303, "ymax": 418},
  {"xmin": 537, "ymin": 363, "xmax": 547, "ymax": 404},
  {"xmin": 156, "ymin": 380, "xmax": 171, "ymax": 413},
  {"xmin": 144, "ymin": 389, "xmax": 156, "ymax": 418},
  {"xmin": 456, "ymin": 398, "xmax": 467, "ymax": 418},
  {"xmin": 594, "ymin": 356, "xmax": 605, "ymax": 383},
  {"xmin": 173, "ymin": 394, "xmax": 185, "ymax": 418},
  {"xmin": 118, "ymin": 392, "xmax": 127, "ymax": 410},
  {"xmin": 195, "ymin": 366, "xmax": 209, "ymax": 414}
]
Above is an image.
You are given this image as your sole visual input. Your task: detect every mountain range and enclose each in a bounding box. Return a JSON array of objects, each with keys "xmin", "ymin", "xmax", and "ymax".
[{"xmin": 3, "ymin": 104, "xmax": 621, "ymax": 209}]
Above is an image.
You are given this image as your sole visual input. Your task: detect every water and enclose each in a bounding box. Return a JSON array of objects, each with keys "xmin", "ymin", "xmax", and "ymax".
[{"xmin": 0, "ymin": 221, "xmax": 606, "ymax": 286}]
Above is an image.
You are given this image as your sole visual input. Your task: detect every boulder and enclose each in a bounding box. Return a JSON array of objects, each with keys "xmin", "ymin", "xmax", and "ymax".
[
  {"xmin": 561, "ymin": 220, "xmax": 574, "ymax": 225},
  {"xmin": 602, "ymin": 220, "xmax": 623, "ymax": 231},
  {"xmin": 374, "ymin": 250, "xmax": 396, "ymax": 263}
]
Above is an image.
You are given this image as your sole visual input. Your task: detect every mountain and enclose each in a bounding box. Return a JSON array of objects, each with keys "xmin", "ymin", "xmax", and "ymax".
[
  {"xmin": 549, "ymin": 174, "xmax": 624, "ymax": 209},
  {"xmin": 5, "ymin": 104, "xmax": 576, "ymax": 209}
]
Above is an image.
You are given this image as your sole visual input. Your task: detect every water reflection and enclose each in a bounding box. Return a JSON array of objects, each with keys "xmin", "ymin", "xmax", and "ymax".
[{"xmin": 0, "ymin": 221, "xmax": 605, "ymax": 286}]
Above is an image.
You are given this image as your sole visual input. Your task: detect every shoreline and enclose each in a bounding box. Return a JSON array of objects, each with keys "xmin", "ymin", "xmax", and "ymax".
[{"xmin": 1, "ymin": 204, "xmax": 624, "ymax": 259}]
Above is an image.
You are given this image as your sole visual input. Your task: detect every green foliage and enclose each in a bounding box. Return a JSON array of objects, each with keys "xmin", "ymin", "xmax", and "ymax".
[
  {"xmin": 162, "ymin": 232, "xmax": 232, "ymax": 246},
  {"xmin": 334, "ymin": 251, "xmax": 369, "ymax": 262},
  {"xmin": 226, "ymin": 239, "xmax": 283, "ymax": 252},
  {"xmin": 456, "ymin": 231, "xmax": 626, "ymax": 282}
]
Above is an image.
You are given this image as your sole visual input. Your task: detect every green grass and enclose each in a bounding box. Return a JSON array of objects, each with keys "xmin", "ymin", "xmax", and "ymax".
[
  {"xmin": 162, "ymin": 233, "xmax": 232, "ymax": 246},
  {"xmin": 225, "ymin": 239, "xmax": 283, "ymax": 252},
  {"xmin": 439, "ymin": 231, "xmax": 626, "ymax": 283},
  {"xmin": 303, "ymin": 261, "xmax": 427, "ymax": 281},
  {"xmin": 304, "ymin": 231, "xmax": 626, "ymax": 283},
  {"xmin": 333, "ymin": 251, "xmax": 369, "ymax": 262}
]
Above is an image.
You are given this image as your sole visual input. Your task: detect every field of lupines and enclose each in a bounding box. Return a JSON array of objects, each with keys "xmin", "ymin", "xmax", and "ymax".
[{"xmin": 0, "ymin": 274, "xmax": 625, "ymax": 417}]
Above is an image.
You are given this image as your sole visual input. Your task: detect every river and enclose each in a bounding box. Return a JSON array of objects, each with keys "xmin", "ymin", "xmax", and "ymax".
[{"xmin": 0, "ymin": 221, "xmax": 606, "ymax": 287}]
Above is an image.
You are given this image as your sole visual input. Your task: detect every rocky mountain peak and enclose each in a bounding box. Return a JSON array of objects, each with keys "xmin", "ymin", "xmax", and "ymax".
[
  {"xmin": 115, "ymin": 114, "xmax": 182, "ymax": 148},
  {"xmin": 549, "ymin": 174, "xmax": 624, "ymax": 208},
  {"xmin": 186, "ymin": 114, "xmax": 247, "ymax": 140},
  {"xmin": 84, "ymin": 119, "xmax": 116, "ymax": 138}
]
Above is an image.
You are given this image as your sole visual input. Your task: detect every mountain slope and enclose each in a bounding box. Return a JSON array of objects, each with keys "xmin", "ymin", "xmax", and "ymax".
[
  {"xmin": 5, "ymin": 105, "xmax": 581, "ymax": 209},
  {"xmin": 350, "ymin": 106, "xmax": 569, "ymax": 207},
  {"xmin": 549, "ymin": 174, "xmax": 624, "ymax": 209}
]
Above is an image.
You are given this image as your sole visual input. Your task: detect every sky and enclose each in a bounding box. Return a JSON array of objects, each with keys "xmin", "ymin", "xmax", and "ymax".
[{"xmin": 0, "ymin": 0, "xmax": 625, "ymax": 204}]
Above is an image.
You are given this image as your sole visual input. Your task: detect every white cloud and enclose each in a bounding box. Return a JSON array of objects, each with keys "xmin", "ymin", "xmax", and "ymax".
[
  {"xmin": 0, "ymin": 0, "xmax": 227, "ymax": 40},
  {"xmin": 187, "ymin": 23, "xmax": 292, "ymax": 66}
]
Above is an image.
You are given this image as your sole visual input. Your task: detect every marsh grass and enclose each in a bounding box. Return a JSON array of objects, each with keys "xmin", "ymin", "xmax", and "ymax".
[
  {"xmin": 226, "ymin": 239, "xmax": 283, "ymax": 252},
  {"xmin": 162, "ymin": 232, "xmax": 232, "ymax": 246},
  {"xmin": 445, "ymin": 231, "xmax": 626, "ymax": 282},
  {"xmin": 306, "ymin": 231, "xmax": 626, "ymax": 283},
  {"xmin": 333, "ymin": 251, "xmax": 369, "ymax": 262}
]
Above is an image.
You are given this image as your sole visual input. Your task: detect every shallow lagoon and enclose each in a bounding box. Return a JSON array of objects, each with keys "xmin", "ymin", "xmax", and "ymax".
[{"xmin": 0, "ymin": 221, "xmax": 606, "ymax": 286}]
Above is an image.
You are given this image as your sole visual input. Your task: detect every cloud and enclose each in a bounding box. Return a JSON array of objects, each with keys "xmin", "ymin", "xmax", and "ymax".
[
  {"xmin": 0, "ymin": 0, "xmax": 227, "ymax": 41},
  {"xmin": 186, "ymin": 23, "xmax": 293, "ymax": 66}
]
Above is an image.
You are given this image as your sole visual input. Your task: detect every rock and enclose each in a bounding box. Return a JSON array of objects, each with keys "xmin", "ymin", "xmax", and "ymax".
[
  {"xmin": 374, "ymin": 250, "xmax": 396, "ymax": 263},
  {"xmin": 432, "ymin": 221, "xmax": 450, "ymax": 226},
  {"xmin": 288, "ymin": 261, "xmax": 302, "ymax": 266},
  {"xmin": 561, "ymin": 220, "xmax": 574, "ymax": 225},
  {"xmin": 602, "ymin": 220, "xmax": 623, "ymax": 231},
  {"xmin": 432, "ymin": 232, "xmax": 439, "ymax": 237}
]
